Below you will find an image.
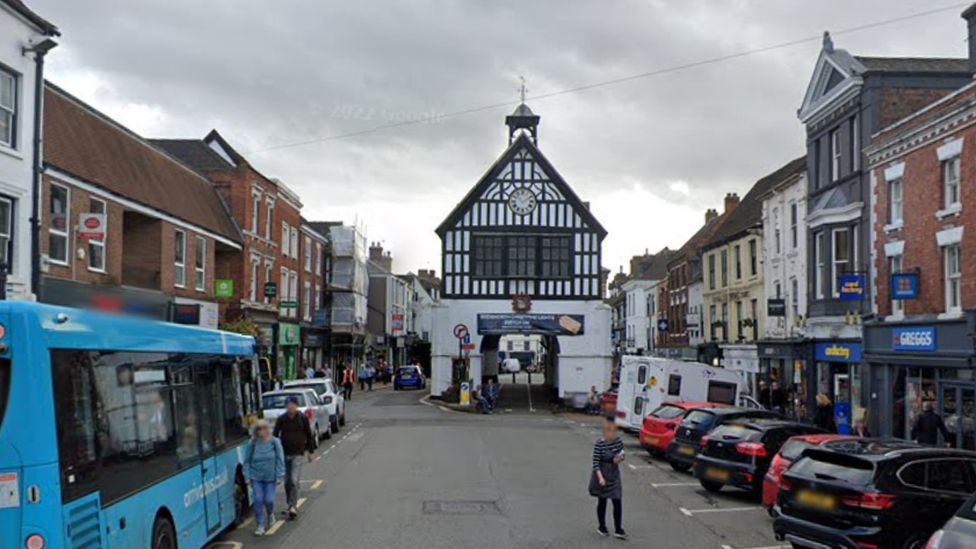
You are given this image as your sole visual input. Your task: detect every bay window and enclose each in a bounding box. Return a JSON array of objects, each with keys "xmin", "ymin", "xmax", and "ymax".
[{"xmin": 831, "ymin": 228, "xmax": 850, "ymax": 297}]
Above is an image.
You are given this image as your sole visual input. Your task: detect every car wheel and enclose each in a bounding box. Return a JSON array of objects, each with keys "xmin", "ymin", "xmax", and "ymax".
[
  {"xmin": 339, "ymin": 413, "xmax": 346, "ymax": 427},
  {"xmin": 901, "ymin": 534, "xmax": 929, "ymax": 549},
  {"xmin": 766, "ymin": 506, "xmax": 778, "ymax": 518},
  {"xmin": 331, "ymin": 417, "xmax": 340, "ymax": 434},
  {"xmin": 699, "ymin": 480, "xmax": 723, "ymax": 493},
  {"xmin": 324, "ymin": 422, "xmax": 332, "ymax": 439},
  {"xmin": 151, "ymin": 516, "xmax": 177, "ymax": 549},
  {"xmin": 669, "ymin": 461, "xmax": 691, "ymax": 473}
]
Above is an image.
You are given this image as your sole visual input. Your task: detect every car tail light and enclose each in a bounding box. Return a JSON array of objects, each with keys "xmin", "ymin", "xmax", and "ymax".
[
  {"xmin": 841, "ymin": 492, "xmax": 897, "ymax": 511},
  {"xmin": 855, "ymin": 543, "xmax": 880, "ymax": 549},
  {"xmin": 779, "ymin": 477, "xmax": 793, "ymax": 492},
  {"xmin": 926, "ymin": 529, "xmax": 945, "ymax": 549},
  {"xmin": 667, "ymin": 422, "xmax": 678, "ymax": 431},
  {"xmin": 615, "ymin": 410, "xmax": 626, "ymax": 418},
  {"xmin": 323, "ymin": 396, "xmax": 333, "ymax": 404},
  {"xmin": 25, "ymin": 535, "xmax": 45, "ymax": 549},
  {"xmin": 735, "ymin": 442, "xmax": 767, "ymax": 457},
  {"xmin": 699, "ymin": 435, "xmax": 710, "ymax": 448},
  {"xmin": 304, "ymin": 408, "xmax": 313, "ymax": 420}
]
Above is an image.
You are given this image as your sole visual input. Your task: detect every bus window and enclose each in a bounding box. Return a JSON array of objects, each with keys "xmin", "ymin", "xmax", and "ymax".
[
  {"xmin": 173, "ymin": 378, "xmax": 200, "ymax": 464},
  {"xmin": 195, "ymin": 364, "xmax": 223, "ymax": 454},
  {"xmin": 668, "ymin": 374, "xmax": 682, "ymax": 396},
  {"xmin": 219, "ymin": 358, "xmax": 250, "ymax": 444},
  {"xmin": 0, "ymin": 358, "xmax": 10, "ymax": 431},
  {"xmin": 707, "ymin": 381, "xmax": 737, "ymax": 405}
]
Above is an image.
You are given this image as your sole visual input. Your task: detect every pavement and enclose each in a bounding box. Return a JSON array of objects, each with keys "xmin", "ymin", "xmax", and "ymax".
[{"xmin": 207, "ymin": 382, "xmax": 787, "ymax": 549}]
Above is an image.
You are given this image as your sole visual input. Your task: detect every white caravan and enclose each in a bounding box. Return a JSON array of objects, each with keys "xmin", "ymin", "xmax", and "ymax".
[{"xmin": 614, "ymin": 355, "xmax": 745, "ymax": 432}]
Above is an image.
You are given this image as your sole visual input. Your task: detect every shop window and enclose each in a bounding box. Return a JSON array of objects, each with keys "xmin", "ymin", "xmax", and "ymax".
[{"xmin": 48, "ymin": 183, "xmax": 70, "ymax": 265}]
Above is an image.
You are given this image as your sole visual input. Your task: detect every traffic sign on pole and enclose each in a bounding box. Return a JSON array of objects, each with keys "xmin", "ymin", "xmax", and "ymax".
[{"xmin": 453, "ymin": 323, "xmax": 469, "ymax": 339}]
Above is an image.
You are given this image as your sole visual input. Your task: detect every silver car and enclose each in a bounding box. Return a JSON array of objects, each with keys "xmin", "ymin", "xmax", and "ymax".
[
  {"xmin": 283, "ymin": 378, "xmax": 346, "ymax": 434},
  {"xmin": 261, "ymin": 388, "xmax": 332, "ymax": 447}
]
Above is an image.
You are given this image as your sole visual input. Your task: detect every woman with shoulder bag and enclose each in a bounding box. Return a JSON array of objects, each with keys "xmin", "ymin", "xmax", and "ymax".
[
  {"xmin": 243, "ymin": 419, "xmax": 285, "ymax": 536},
  {"xmin": 588, "ymin": 416, "xmax": 627, "ymax": 540}
]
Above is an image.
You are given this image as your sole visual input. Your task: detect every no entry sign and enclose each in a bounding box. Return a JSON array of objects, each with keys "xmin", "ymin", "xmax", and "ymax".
[{"xmin": 453, "ymin": 323, "xmax": 469, "ymax": 339}]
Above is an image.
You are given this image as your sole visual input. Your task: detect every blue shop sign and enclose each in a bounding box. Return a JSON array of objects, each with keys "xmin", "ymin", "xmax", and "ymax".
[
  {"xmin": 838, "ymin": 274, "xmax": 866, "ymax": 301},
  {"xmin": 891, "ymin": 273, "xmax": 919, "ymax": 300},
  {"xmin": 814, "ymin": 342, "xmax": 862, "ymax": 363},
  {"xmin": 891, "ymin": 326, "xmax": 936, "ymax": 352}
]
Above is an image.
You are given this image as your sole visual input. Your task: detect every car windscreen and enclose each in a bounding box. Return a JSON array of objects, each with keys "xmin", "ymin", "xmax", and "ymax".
[
  {"xmin": 286, "ymin": 382, "xmax": 326, "ymax": 394},
  {"xmin": 398, "ymin": 367, "xmax": 417, "ymax": 375},
  {"xmin": 682, "ymin": 410, "xmax": 716, "ymax": 429},
  {"xmin": 263, "ymin": 393, "xmax": 306, "ymax": 409},
  {"xmin": 708, "ymin": 424, "xmax": 762, "ymax": 442},
  {"xmin": 0, "ymin": 359, "xmax": 9, "ymax": 432},
  {"xmin": 651, "ymin": 405, "xmax": 687, "ymax": 420},
  {"xmin": 779, "ymin": 440, "xmax": 815, "ymax": 461},
  {"xmin": 788, "ymin": 454, "xmax": 875, "ymax": 486}
]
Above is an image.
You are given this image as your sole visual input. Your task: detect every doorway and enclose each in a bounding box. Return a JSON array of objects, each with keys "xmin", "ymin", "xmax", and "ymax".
[{"xmin": 939, "ymin": 383, "xmax": 976, "ymax": 450}]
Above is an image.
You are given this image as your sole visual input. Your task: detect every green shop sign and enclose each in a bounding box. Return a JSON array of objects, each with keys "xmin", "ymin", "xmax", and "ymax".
[
  {"xmin": 278, "ymin": 323, "xmax": 300, "ymax": 346},
  {"xmin": 214, "ymin": 279, "xmax": 234, "ymax": 298}
]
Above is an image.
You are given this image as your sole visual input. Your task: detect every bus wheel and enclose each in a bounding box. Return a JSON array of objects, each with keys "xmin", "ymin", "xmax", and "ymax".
[
  {"xmin": 151, "ymin": 516, "xmax": 176, "ymax": 549},
  {"xmin": 233, "ymin": 475, "xmax": 249, "ymax": 526}
]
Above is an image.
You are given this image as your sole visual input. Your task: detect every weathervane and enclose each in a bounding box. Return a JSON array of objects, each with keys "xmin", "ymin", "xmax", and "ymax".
[{"xmin": 518, "ymin": 76, "xmax": 527, "ymax": 103}]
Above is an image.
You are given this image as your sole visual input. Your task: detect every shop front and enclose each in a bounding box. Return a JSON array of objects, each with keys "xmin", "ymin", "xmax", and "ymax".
[
  {"xmin": 757, "ymin": 339, "xmax": 809, "ymax": 420},
  {"xmin": 812, "ymin": 340, "xmax": 862, "ymax": 434},
  {"xmin": 721, "ymin": 343, "xmax": 759, "ymax": 397},
  {"xmin": 301, "ymin": 328, "xmax": 327, "ymax": 370},
  {"xmin": 278, "ymin": 322, "xmax": 301, "ymax": 380},
  {"xmin": 864, "ymin": 314, "xmax": 976, "ymax": 448}
]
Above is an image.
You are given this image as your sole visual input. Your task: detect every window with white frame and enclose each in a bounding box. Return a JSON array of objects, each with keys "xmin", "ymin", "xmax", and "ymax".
[
  {"xmin": 790, "ymin": 277, "xmax": 799, "ymax": 316},
  {"xmin": 264, "ymin": 262, "xmax": 273, "ymax": 303},
  {"xmin": 280, "ymin": 268, "xmax": 289, "ymax": 308},
  {"xmin": 773, "ymin": 207, "xmax": 781, "ymax": 254},
  {"xmin": 790, "ymin": 202, "xmax": 798, "ymax": 248},
  {"xmin": 265, "ymin": 200, "xmax": 274, "ymax": 240},
  {"xmin": 194, "ymin": 236, "xmax": 206, "ymax": 291},
  {"xmin": 48, "ymin": 183, "xmax": 70, "ymax": 265},
  {"xmin": 314, "ymin": 284, "xmax": 321, "ymax": 314},
  {"xmin": 0, "ymin": 196, "xmax": 13, "ymax": 269},
  {"xmin": 831, "ymin": 228, "xmax": 850, "ymax": 297},
  {"xmin": 890, "ymin": 255, "xmax": 903, "ymax": 316},
  {"xmin": 0, "ymin": 68, "xmax": 16, "ymax": 149},
  {"xmin": 174, "ymin": 230, "xmax": 186, "ymax": 287},
  {"xmin": 943, "ymin": 157, "xmax": 961, "ymax": 210},
  {"xmin": 815, "ymin": 231, "xmax": 825, "ymax": 299},
  {"xmin": 303, "ymin": 281, "xmax": 312, "ymax": 321},
  {"xmin": 290, "ymin": 227, "xmax": 299, "ymax": 258},
  {"xmin": 87, "ymin": 198, "xmax": 106, "ymax": 272},
  {"xmin": 774, "ymin": 281, "xmax": 781, "ymax": 299},
  {"xmin": 290, "ymin": 271, "xmax": 298, "ymax": 317},
  {"xmin": 281, "ymin": 222, "xmax": 289, "ymax": 256},
  {"xmin": 250, "ymin": 193, "xmax": 261, "ymax": 233},
  {"xmin": 304, "ymin": 236, "xmax": 312, "ymax": 271},
  {"xmin": 849, "ymin": 116, "xmax": 859, "ymax": 171},
  {"xmin": 888, "ymin": 178, "xmax": 903, "ymax": 225},
  {"xmin": 315, "ymin": 243, "xmax": 322, "ymax": 275},
  {"xmin": 830, "ymin": 129, "xmax": 841, "ymax": 182},
  {"xmin": 249, "ymin": 257, "xmax": 260, "ymax": 301},
  {"xmin": 944, "ymin": 244, "xmax": 961, "ymax": 313}
]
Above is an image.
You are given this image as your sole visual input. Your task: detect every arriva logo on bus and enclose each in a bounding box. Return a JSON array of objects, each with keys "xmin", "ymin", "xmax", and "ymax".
[{"xmin": 183, "ymin": 469, "xmax": 229, "ymax": 508}]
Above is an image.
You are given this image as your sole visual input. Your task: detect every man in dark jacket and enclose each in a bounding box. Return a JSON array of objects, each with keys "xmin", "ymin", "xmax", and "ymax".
[
  {"xmin": 273, "ymin": 396, "xmax": 315, "ymax": 519},
  {"xmin": 911, "ymin": 401, "xmax": 951, "ymax": 447}
]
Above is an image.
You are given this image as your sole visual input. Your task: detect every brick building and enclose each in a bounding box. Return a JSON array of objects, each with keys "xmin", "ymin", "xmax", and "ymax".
[
  {"xmin": 39, "ymin": 84, "xmax": 242, "ymax": 326},
  {"xmin": 863, "ymin": 74, "xmax": 976, "ymax": 443},
  {"xmin": 300, "ymin": 219, "xmax": 328, "ymax": 370},
  {"xmin": 154, "ymin": 130, "xmax": 305, "ymax": 379}
]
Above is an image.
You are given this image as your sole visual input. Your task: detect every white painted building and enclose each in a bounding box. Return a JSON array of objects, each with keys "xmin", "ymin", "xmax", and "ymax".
[
  {"xmin": 430, "ymin": 104, "xmax": 611, "ymax": 401},
  {"xmin": 620, "ymin": 277, "xmax": 661, "ymax": 354},
  {"xmin": 761, "ymin": 171, "xmax": 808, "ymax": 339},
  {"xmin": 687, "ymin": 280, "xmax": 704, "ymax": 346},
  {"xmin": 0, "ymin": 0, "xmax": 57, "ymax": 300}
]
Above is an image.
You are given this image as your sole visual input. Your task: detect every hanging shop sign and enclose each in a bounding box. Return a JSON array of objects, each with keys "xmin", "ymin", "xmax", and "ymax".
[
  {"xmin": 477, "ymin": 313, "xmax": 584, "ymax": 335},
  {"xmin": 214, "ymin": 279, "xmax": 234, "ymax": 298},
  {"xmin": 264, "ymin": 282, "xmax": 278, "ymax": 298},
  {"xmin": 837, "ymin": 274, "xmax": 866, "ymax": 301},
  {"xmin": 891, "ymin": 273, "xmax": 919, "ymax": 300},
  {"xmin": 891, "ymin": 326, "xmax": 936, "ymax": 352},
  {"xmin": 77, "ymin": 213, "xmax": 107, "ymax": 240},
  {"xmin": 767, "ymin": 299, "xmax": 786, "ymax": 317},
  {"xmin": 278, "ymin": 323, "xmax": 301, "ymax": 346}
]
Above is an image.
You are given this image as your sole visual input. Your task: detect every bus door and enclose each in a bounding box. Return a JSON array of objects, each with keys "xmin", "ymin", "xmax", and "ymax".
[{"xmin": 195, "ymin": 364, "xmax": 223, "ymax": 534}]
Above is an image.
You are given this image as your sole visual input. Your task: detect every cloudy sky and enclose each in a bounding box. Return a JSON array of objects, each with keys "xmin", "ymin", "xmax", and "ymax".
[{"xmin": 31, "ymin": 0, "xmax": 974, "ymax": 275}]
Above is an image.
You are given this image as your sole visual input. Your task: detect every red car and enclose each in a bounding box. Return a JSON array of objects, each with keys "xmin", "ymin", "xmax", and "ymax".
[
  {"xmin": 639, "ymin": 402, "xmax": 728, "ymax": 455},
  {"xmin": 761, "ymin": 433, "xmax": 856, "ymax": 510}
]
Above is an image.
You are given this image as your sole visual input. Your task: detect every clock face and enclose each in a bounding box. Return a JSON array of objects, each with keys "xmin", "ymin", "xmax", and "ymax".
[{"xmin": 508, "ymin": 188, "xmax": 538, "ymax": 216}]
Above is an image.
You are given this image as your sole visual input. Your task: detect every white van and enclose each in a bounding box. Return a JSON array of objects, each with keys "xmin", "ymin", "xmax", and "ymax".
[{"xmin": 614, "ymin": 355, "xmax": 745, "ymax": 432}]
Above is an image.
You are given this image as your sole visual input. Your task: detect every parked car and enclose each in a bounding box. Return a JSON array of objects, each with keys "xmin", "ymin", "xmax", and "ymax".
[
  {"xmin": 261, "ymin": 389, "xmax": 332, "ymax": 447},
  {"xmin": 761, "ymin": 433, "xmax": 856, "ymax": 510},
  {"xmin": 394, "ymin": 365, "xmax": 426, "ymax": 390},
  {"xmin": 665, "ymin": 407, "xmax": 780, "ymax": 472},
  {"xmin": 774, "ymin": 440, "xmax": 976, "ymax": 549},
  {"xmin": 927, "ymin": 491, "xmax": 976, "ymax": 548},
  {"xmin": 693, "ymin": 418, "xmax": 825, "ymax": 494},
  {"xmin": 283, "ymin": 378, "xmax": 346, "ymax": 433},
  {"xmin": 639, "ymin": 402, "xmax": 728, "ymax": 456}
]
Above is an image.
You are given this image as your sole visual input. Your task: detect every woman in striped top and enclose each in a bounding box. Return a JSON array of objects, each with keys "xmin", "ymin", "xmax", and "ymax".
[{"xmin": 588, "ymin": 416, "xmax": 627, "ymax": 539}]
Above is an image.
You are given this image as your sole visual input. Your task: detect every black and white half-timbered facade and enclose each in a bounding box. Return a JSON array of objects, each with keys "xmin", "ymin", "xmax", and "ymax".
[{"xmin": 430, "ymin": 104, "xmax": 612, "ymax": 400}]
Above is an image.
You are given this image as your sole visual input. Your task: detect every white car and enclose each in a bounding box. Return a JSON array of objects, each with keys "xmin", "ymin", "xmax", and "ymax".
[
  {"xmin": 261, "ymin": 388, "xmax": 332, "ymax": 447},
  {"xmin": 283, "ymin": 378, "xmax": 346, "ymax": 433}
]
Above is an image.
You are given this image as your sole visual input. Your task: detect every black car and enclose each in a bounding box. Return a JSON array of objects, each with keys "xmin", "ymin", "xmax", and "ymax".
[
  {"xmin": 693, "ymin": 419, "xmax": 824, "ymax": 494},
  {"xmin": 665, "ymin": 407, "xmax": 780, "ymax": 472},
  {"xmin": 774, "ymin": 439, "xmax": 976, "ymax": 549},
  {"xmin": 928, "ymin": 491, "xmax": 976, "ymax": 548}
]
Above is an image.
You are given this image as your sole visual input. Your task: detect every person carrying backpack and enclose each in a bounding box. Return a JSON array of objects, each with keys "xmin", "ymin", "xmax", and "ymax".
[
  {"xmin": 243, "ymin": 419, "xmax": 285, "ymax": 536},
  {"xmin": 273, "ymin": 396, "xmax": 315, "ymax": 520}
]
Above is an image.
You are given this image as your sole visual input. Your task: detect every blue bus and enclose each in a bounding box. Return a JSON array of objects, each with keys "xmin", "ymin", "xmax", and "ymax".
[{"xmin": 0, "ymin": 302, "xmax": 262, "ymax": 549}]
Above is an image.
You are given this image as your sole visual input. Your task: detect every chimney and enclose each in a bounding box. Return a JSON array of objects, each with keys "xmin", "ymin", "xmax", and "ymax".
[
  {"xmin": 724, "ymin": 193, "xmax": 740, "ymax": 214},
  {"xmin": 704, "ymin": 208, "xmax": 718, "ymax": 223},
  {"xmin": 963, "ymin": 4, "xmax": 976, "ymax": 73},
  {"xmin": 368, "ymin": 242, "xmax": 385, "ymax": 262}
]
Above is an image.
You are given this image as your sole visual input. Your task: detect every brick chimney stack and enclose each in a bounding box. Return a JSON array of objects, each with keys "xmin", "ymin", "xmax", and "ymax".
[
  {"xmin": 705, "ymin": 208, "xmax": 718, "ymax": 223},
  {"xmin": 369, "ymin": 242, "xmax": 393, "ymax": 272},
  {"xmin": 724, "ymin": 193, "xmax": 740, "ymax": 214}
]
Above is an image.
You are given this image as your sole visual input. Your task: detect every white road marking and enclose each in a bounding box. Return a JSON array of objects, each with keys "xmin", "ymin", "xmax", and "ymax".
[
  {"xmin": 626, "ymin": 463, "xmax": 652, "ymax": 470},
  {"xmin": 310, "ymin": 479, "xmax": 323, "ymax": 490},
  {"xmin": 722, "ymin": 545, "xmax": 789, "ymax": 549},
  {"xmin": 679, "ymin": 506, "xmax": 761, "ymax": 516},
  {"xmin": 651, "ymin": 482, "xmax": 699, "ymax": 487},
  {"xmin": 206, "ymin": 542, "xmax": 243, "ymax": 549},
  {"xmin": 265, "ymin": 519, "xmax": 285, "ymax": 535},
  {"xmin": 296, "ymin": 497, "xmax": 307, "ymax": 508},
  {"xmin": 527, "ymin": 383, "xmax": 534, "ymax": 412}
]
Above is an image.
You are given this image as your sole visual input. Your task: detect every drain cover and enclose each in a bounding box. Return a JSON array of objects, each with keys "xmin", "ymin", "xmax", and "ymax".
[{"xmin": 422, "ymin": 500, "xmax": 502, "ymax": 515}]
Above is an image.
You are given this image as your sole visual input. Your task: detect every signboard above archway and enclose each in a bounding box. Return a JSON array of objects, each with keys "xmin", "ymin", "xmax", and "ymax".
[{"xmin": 477, "ymin": 313, "xmax": 584, "ymax": 336}]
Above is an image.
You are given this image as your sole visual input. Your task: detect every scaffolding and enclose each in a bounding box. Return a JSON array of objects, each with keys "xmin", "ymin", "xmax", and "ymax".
[{"xmin": 329, "ymin": 224, "xmax": 368, "ymax": 328}]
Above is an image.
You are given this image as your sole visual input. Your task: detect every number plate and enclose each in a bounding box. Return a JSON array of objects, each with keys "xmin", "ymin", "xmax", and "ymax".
[
  {"xmin": 704, "ymin": 467, "xmax": 730, "ymax": 482},
  {"xmin": 678, "ymin": 445, "xmax": 695, "ymax": 456},
  {"xmin": 795, "ymin": 490, "xmax": 836, "ymax": 511},
  {"xmin": 644, "ymin": 436, "xmax": 659, "ymax": 445}
]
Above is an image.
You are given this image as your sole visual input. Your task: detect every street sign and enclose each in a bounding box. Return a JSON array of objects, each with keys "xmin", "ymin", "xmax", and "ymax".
[
  {"xmin": 453, "ymin": 323, "xmax": 469, "ymax": 339},
  {"xmin": 78, "ymin": 213, "xmax": 106, "ymax": 240},
  {"xmin": 657, "ymin": 318, "xmax": 669, "ymax": 332},
  {"xmin": 279, "ymin": 300, "xmax": 298, "ymax": 309},
  {"xmin": 264, "ymin": 282, "xmax": 278, "ymax": 298},
  {"xmin": 214, "ymin": 279, "xmax": 233, "ymax": 298},
  {"xmin": 461, "ymin": 333, "xmax": 475, "ymax": 350}
]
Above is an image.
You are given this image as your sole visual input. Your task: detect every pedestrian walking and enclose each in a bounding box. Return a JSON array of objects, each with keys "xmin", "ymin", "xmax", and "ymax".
[
  {"xmin": 272, "ymin": 396, "xmax": 315, "ymax": 520},
  {"xmin": 342, "ymin": 365, "xmax": 354, "ymax": 400},
  {"xmin": 911, "ymin": 401, "xmax": 951, "ymax": 447},
  {"xmin": 367, "ymin": 365, "xmax": 376, "ymax": 391},
  {"xmin": 769, "ymin": 381, "xmax": 786, "ymax": 415},
  {"xmin": 588, "ymin": 416, "xmax": 627, "ymax": 540},
  {"xmin": 852, "ymin": 417, "xmax": 871, "ymax": 438},
  {"xmin": 304, "ymin": 365, "xmax": 315, "ymax": 379},
  {"xmin": 243, "ymin": 420, "xmax": 285, "ymax": 536},
  {"xmin": 359, "ymin": 364, "xmax": 369, "ymax": 391},
  {"xmin": 813, "ymin": 393, "xmax": 837, "ymax": 433}
]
